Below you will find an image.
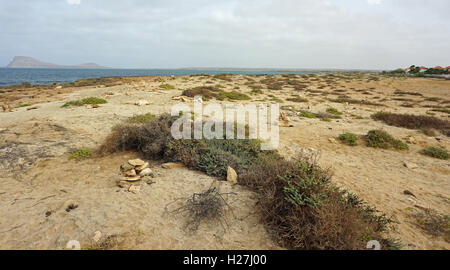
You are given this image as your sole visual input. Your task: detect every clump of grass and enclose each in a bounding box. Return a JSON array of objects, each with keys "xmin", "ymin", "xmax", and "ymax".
[
  {"xmin": 366, "ymin": 130, "xmax": 409, "ymax": 150},
  {"xmin": 420, "ymin": 147, "xmax": 449, "ymax": 160},
  {"xmin": 82, "ymin": 97, "xmax": 107, "ymax": 105},
  {"xmin": 160, "ymin": 84, "xmax": 175, "ymax": 90},
  {"xmin": 286, "ymin": 97, "xmax": 308, "ymax": 103},
  {"xmin": 215, "ymin": 91, "xmax": 251, "ymax": 101},
  {"xmin": 328, "ymin": 98, "xmax": 384, "ymax": 107},
  {"xmin": 371, "ymin": 111, "xmax": 450, "ymax": 137},
  {"xmin": 299, "ymin": 111, "xmax": 317, "ymax": 118},
  {"xmin": 182, "ymin": 86, "xmax": 219, "ymax": 99},
  {"xmin": 99, "ymin": 114, "xmax": 395, "ymax": 250},
  {"xmin": 431, "ymin": 108, "xmax": 450, "ymax": 114},
  {"xmin": 61, "ymin": 100, "xmax": 84, "ymax": 107},
  {"xmin": 62, "ymin": 97, "xmax": 107, "ymax": 108},
  {"xmin": 127, "ymin": 113, "xmax": 156, "ymax": 124},
  {"xmin": 326, "ymin": 107, "xmax": 343, "ymax": 116},
  {"xmin": 17, "ymin": 104, "xmax": 31, "ymax": 108},
  {"xmin": 420, "ymin": 128, "xmax": 436, "ymax": 137},
  {"xmin": 250, "ymin": 88, "xmax": 263, "ymax": 95},
  {"xmin": 339, "ymin": 133, "xmax": 359, "ymax": 146},
  {"xmin": 70, "ymin": 148, "xmax": 93, "ymax": 160},
  {"xmin": 411, "ymin": 209, "xmax": 449, "ymax": 241}
]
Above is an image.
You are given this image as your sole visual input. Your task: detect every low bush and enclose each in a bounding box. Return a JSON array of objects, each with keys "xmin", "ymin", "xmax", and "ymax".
[
  {"xmin": 286, "ymin": 97, "xmax": 308, "ymax": 103},
  {"xmin": 215, "ymin": 91, "xmax": 251, "ymax": 101},
  {"xmin": 339, "ymin": 133, "xmax": 359, "ymax": 146},
  {"xmin": 420, "ymin": 147, "xmax": 449, "ymax": 160},
  {"xmin": 82, "ymin": 97, "xmax": 107, "ymax": 105},
  {"xmin": 160, "ymin": 84, "xmax": 175, "ymax": 90},
  {"xmin": 127, "ymin": 113, "xmax": 156, "ymax": 124},
  {"xmin": 70, "ymin": 148, "xmax": 93, "ymax": 160},
  {"xmin": 62, "ymin": 97, "xmax": 107, "ymax": 107},
  {"xmin": 371, "ymin": 112, "xmax": 450, "ymax": 137},
  {"xmin": 366, "ymin": 130, "xmax": 409, "ymax": 150},
  {"xmin": 326, "ymin": 108, "xmax": 343, "ymax": 116}
]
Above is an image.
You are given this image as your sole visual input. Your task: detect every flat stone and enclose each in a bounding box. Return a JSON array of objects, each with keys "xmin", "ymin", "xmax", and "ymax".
[
  {"xmin": 128, "ymin": 159, "xmax": 146, "ymax": 167},
  {"xmin": 403, "ymin": 161, "xmax": 418, "ymax": 169},
  {"xmin": 123, "ymin": 169, "xmax": 137, "ymax": 177},
  {"xmin": 161, "ymin": 162, "xmax": 185, "ymax": 169},
  {"xmin": 120, "ymin": 163, "xmax": 134, "ymax": 172},
  {"xmin": 135, "ymin": 162, "xmax": 149, "ymax": 171},
  {"xmin": 123, "ymin": 175, "xmax": 141, "ymax": 182}
]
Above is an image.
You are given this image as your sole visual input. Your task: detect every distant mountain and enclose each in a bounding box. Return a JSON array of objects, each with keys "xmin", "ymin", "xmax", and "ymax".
[{"xmin": 6, "ymin": 56, "xmax": 108, "ymax": 69}]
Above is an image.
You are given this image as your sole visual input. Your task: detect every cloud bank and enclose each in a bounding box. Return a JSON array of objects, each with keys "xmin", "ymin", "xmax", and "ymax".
[{"xmin": 0, "ymin": 0, "xmax": 448, "ymax": 69}]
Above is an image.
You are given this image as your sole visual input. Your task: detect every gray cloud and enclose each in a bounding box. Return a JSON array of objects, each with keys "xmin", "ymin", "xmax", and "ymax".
[{"xmin": 0, "ymin": 0, "xmax": 448, "ymax": 69}]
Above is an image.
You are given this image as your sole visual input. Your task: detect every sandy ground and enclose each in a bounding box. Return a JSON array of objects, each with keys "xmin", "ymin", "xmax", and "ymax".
[{"xmin": 0, "ymin": 73, "xmax": 449, "ymax": 250}]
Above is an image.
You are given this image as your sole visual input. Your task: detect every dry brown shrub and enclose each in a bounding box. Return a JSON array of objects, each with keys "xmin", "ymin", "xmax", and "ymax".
[{"xmin": 372, "ymin": 112, "xmax": 450, "ymax": 137}]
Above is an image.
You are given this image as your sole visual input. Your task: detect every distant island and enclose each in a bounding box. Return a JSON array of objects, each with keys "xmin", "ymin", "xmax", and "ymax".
[{"xmin": 6, "ymin": 56, "xmax": 108, "ymax": 69}]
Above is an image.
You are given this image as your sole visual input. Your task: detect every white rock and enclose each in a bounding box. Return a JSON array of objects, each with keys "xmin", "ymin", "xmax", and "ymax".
[
  {"xmin": 227, "ymin": 166, "xmax": 238, "ymax": 185},
  {"xmin": 403, "ymin": 161, "xmax": 419, "ymax": 169},
  {"xmin": 139, "ymin": 168, "xmax": 153, "ymax": 176},
  {"xmin": 129, "ymin": 185, "xmax": 140, "ymax": 194},
  {"xmin": 93, "ymin": 231, "xmax": 102, "ymax": 242}
]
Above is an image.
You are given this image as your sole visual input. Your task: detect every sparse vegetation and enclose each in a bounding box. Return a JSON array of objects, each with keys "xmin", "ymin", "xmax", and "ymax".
[
  {"xmin": 371, "ymin": 111, "xmax": 450, "ymax": 137},
  {"xmin": 62, "ymin": 97, "xmax": 107, "ymax": 107},
  {"xmin": 127, "ymin": 113, "xmax": 156, "ymax": 124},
  {"xmin": 70, "ymin": 148, "xmax": 93, "ymax": 160},
  {"xmin": 215, "ymin": 91, "xmax": 251, "ymax": 101},
  {"xmin": 339, "ymin": 133, "xmax": 359, "ymax": 146},
  {"xmin": 410, "ymin": 209, "xmax": 449, "ymax": 242},
  {"xmin": 160, "ymin": 84, "xmax": 175, "ymax": 90},
  {"xmin": 366, "ymin": 130, "xmax": 409, "ymax": 150},
  {"xmin": 99, "ymin": 113, "xmax": 395, "ymax": 250},
  {"xmin": 326, "ymin": 107, "xmax": 343, "ymax": 116},
  {"xmin": 420, "ymin": 147, "xmax": 449, "ymax": 160},
  {"xmin": 286, "ymin": 97, "xmax": 308, "ymax": 103}
]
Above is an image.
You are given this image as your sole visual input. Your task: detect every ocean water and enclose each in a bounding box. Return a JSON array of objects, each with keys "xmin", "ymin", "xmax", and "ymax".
[{"xmin": 0, "ymin": 68, "xmax": 322, "ymax": 86}]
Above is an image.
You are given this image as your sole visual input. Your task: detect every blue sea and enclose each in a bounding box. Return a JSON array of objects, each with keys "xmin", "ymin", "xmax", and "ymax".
[{"xmin": 0, "ymin": 68, "xmax": 324, "ymax": 86}]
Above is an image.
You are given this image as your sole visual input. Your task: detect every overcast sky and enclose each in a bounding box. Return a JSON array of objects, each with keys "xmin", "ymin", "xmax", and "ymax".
[{"xmin": 0, "ymin": 0, "xmax": 449, "ymax": 69}]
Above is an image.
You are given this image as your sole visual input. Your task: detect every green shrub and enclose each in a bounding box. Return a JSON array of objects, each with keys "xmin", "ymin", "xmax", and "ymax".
[
  {"xmin": 339, "ymin": 133, "xmax": 359, "ymax": 146},
  {"xmin": 286, "ymin": 97, "xmax": 308, "ymax": 103},
  {"xmin": 70, "ymin": 148, "xmax": 93, "ymax": 160},
  {"xmin": 160, "ymin": 84, "xmax": 175, "ymax": 90},
  {"xmin": 62, "ymin": 100, "xmax": 84, "ymax": 107},
  {"xmin": 62, "ymin": 97, "xmax": 107, "ymax": 107},
  {"xmin": 127, "ymin": 113, "xmax": 156, "ymax": 124},
  {"xmin": 326, "ymin": 107, "xmax": 343, "ymax": 116},
  {"xmin": 366, "ymin": 130, "xmax": 408, "ymax": 150},
  {"xmin": 300, "ymin": 111, "xmax": 317, "ymax": 118},
  {"xmin": 82, "ymin": 97, "xmax": 107, "ymax": 105},
  {"xmin": 420, "ymin": 147, "xmax": 449, "ymax": 160},
  {"xmin": 215, "ymin": 91, "xmax": 251, "ymax": 101}
]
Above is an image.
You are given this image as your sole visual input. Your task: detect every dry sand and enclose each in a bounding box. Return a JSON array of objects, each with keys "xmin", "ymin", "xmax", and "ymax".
[{"xmin": 0, "ymin": 73, "xmax": 449, "ymax": 250}]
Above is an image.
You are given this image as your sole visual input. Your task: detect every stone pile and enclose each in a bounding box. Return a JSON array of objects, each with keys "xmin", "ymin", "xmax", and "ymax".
[{"xmin": 117, "ymin": 159, "xmax": 154, "ymax": 193}]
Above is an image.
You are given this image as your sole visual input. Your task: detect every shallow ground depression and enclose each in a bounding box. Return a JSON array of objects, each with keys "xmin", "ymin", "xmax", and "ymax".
[{"xmin": 0, "ymin": 152, "xmax": 280, "ymax": 250}]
